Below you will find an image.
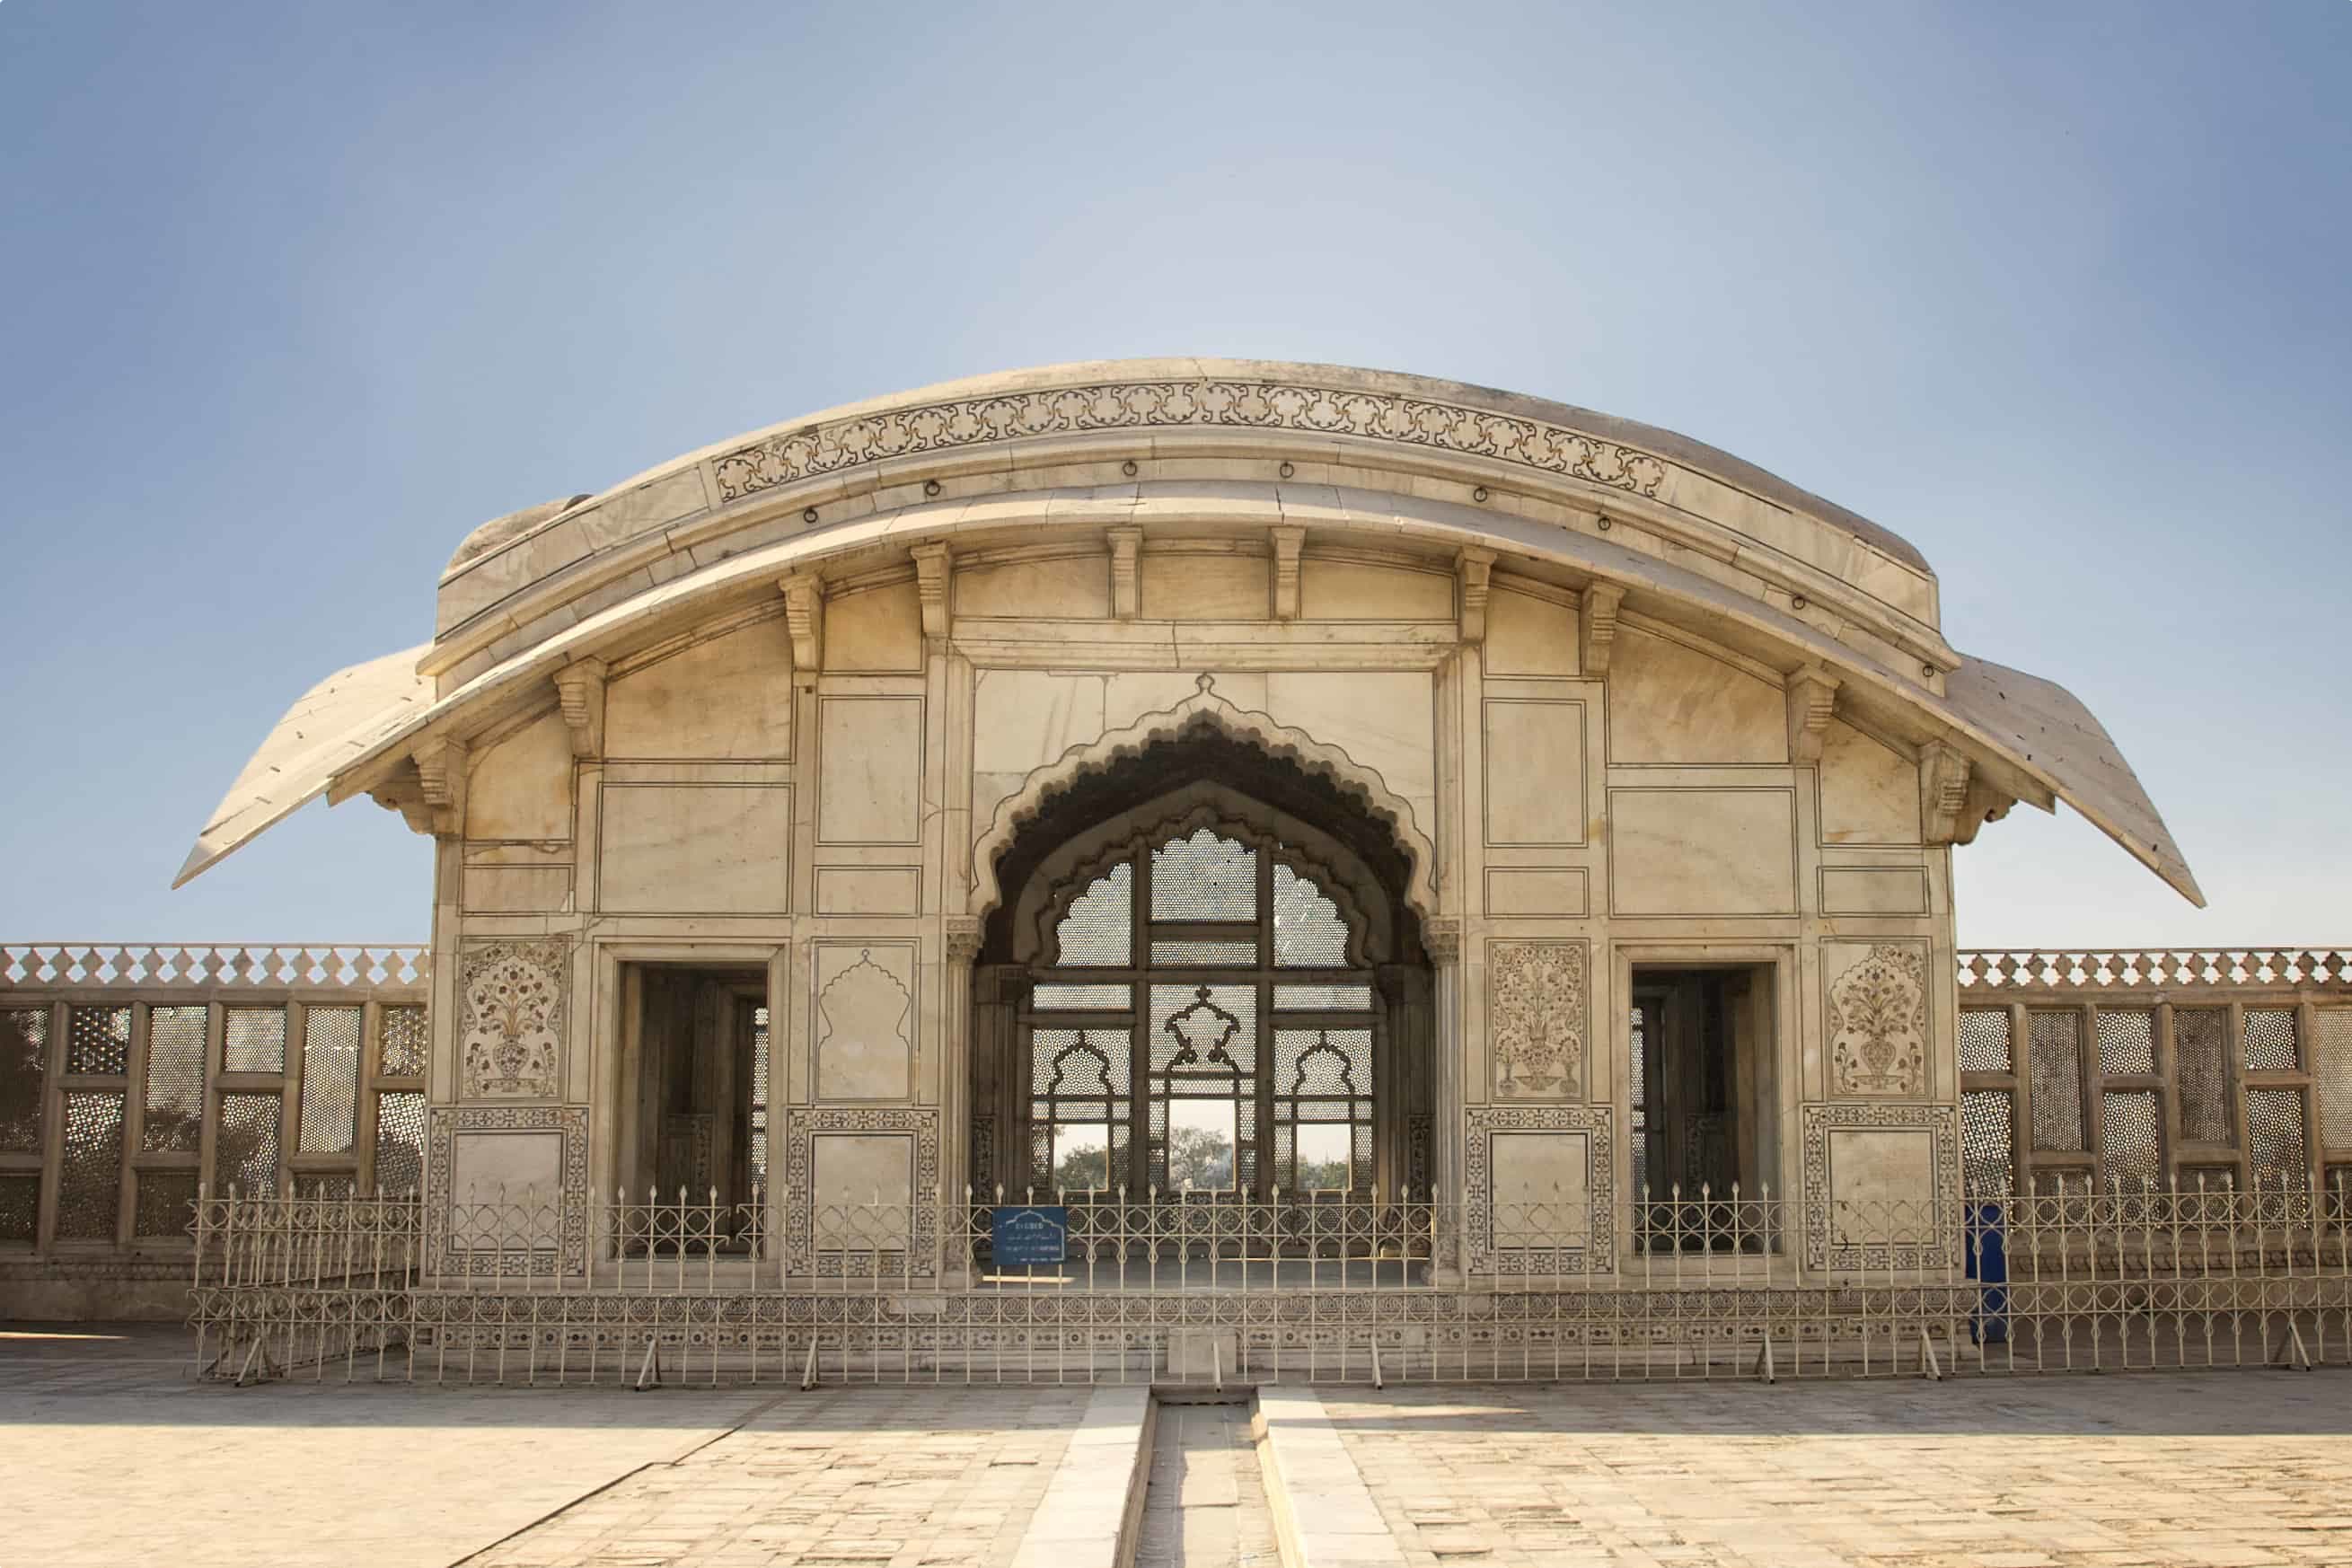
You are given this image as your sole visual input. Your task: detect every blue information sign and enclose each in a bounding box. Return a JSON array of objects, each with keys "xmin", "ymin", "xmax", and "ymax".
[{"xmin": 991, "ymin": 1205, "xmax": 1069, "ymax": 1266}]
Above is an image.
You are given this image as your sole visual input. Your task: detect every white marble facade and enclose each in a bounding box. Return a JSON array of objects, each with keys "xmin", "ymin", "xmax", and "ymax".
[{"xmin": 184, "ymin": 360, "xmax": 2205, "ymax": 1277}]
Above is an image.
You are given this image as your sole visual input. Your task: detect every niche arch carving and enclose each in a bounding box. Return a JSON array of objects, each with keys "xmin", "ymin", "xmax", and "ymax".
[{"xmin": 969, "ymin": 677, "xmax": 1439, "ymax": 928}]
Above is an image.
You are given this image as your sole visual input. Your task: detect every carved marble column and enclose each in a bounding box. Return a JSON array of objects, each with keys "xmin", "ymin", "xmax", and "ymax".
[
  {"xmin": 1425, "ymin": 916, "xmax": 1466, "ymax": 1284},
  {"xmin": 940, "ymin": 915, "xmax": 982, "ymax": 1282}
]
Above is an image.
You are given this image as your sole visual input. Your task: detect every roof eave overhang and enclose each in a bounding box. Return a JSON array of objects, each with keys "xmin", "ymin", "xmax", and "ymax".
[{"xmin": 173, "ymin": 492, "xmax": 2198, "ymax": 904}]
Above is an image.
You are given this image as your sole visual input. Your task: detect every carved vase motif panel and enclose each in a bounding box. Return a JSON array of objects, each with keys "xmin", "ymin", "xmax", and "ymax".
[
  {"xmin": 1826, "ymin": 942, "xmax": 1928, "ymax": 1097},
  {"xmin": 1488, "ymin": 940, "xmax": 1587, "ymax": 1099},
  {"xmin": 458, "ymin": 938, "xmax": 568, "ymax": 1099}
]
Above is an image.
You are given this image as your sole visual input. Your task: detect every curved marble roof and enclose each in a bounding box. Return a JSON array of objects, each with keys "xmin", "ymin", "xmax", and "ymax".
[{"xmin": 177, "ymin": 359, "xmax": 2200, "ymax": 904}]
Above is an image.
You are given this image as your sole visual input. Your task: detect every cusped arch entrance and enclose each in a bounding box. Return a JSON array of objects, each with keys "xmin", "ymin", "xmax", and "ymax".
[{"xmin": 965, "ymin": 712, "xmax": 1437, "ymax": 1203}]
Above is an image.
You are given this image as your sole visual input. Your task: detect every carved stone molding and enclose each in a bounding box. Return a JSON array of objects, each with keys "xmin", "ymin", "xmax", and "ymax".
[
  {"xmin": 1423, "ymin": 918, "xmax": 1461, "ymax": 966},
  {"xmin": 1581, "ymin": 583, "xmax": 1625, "ymax": 675},
  {"xmin": 551, "ymin": 656, "xmax": 608, "ymax": 759},
  {"xmin": 779, "ymin": 571, "xmax": 825, "ymax": 688},
  {"xmin": 944, "ymin": 915, "xmax": 982, "ymax": 965},
  {"xmin": 1464, "ymin": 1104, "xmax": 1615, "ymax": 1276},
  {"xmin": 1456, "ymin": 547, "xmax": 1496, "ymax": 645},
  {"xmin": 1824, "ymin": 942, "xmax": 1927, "ymax": 1097},
  {"xmin": 457, "ymin": 937, "xmax": 569, "ymax": 1099},
  {"xmin": 1785, "ymin": 665, "xmax": 1840, "ymax": 764},
  {"xmin": 710, "ymin": 374, "xmax": 1673, "ymax": 507},
  {"xmin": 781, "ymin": 1106, "xmax": 941, "ymax": 1276},
  {"xmin": 968, "ymin": 676, "xmax": 1440, "ymax": 927},
  {"xmin": 426, "ymin": 1104, "xmax": 589, "ymax": 1277},
  {"xmin": 1487, "ymin": 939, "xmax": 1587, "ymax": 1099},
  {"xmin": 1800, "ymin": 1102, "xmax": 1960, "ymax": 1273}
]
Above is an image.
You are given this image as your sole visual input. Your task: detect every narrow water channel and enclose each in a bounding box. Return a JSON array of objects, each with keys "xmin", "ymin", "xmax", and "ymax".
[{"xmin": 1132, "ymin": 1398, "xmax": 1282, "ymax": 1568}]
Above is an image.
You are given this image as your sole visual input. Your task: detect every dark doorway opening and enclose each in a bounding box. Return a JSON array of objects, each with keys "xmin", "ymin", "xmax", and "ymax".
[
  {"xmin": 1630, "ymin": 964, "xmax": 1779, "ymax": 1251},
  {"xmin": 620, "ymin": 964, "xmax": 768, "ymax": 1247}
]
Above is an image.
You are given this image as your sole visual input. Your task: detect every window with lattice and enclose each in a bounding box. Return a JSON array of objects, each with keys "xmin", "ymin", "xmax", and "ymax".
[{"xmin": 1023, "ymin": 825, "xmax": 1376, "ymax": 1198}]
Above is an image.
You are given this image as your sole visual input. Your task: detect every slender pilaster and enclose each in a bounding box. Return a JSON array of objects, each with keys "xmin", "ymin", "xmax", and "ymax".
[
  {"xmin": 1425, "ymin": 916, "xmax": 1465, "ymax": 1283},
  {"xmin": 941, "ymin": 915, "xmax": 982, "ymax": 1282}
]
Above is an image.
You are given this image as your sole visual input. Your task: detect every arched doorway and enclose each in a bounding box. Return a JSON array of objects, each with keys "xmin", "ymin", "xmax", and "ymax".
[{"xmin": 969, "ymin": 724, "xmax": 1432, "ymax": 1205}]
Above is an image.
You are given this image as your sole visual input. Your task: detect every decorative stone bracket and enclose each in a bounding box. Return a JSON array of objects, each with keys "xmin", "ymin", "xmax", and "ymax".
[
  {"xmin": 1581, "ymin": 583, "xmax": 1625, "ymax": 674},
  {"xmin": 371, "ymin": 734, "xmax": 469, "ymax": 838},
  {"xmin": 1106, "ymin": 525, "xmax": 1142, "ymax": 620},
  {"xmin": 1456, "ymin": 548, "xmax": 1495, "ymax": 645},
  {"xmin": 779, "ymin": 570, "xmax": 825, "ymax": 688},
  {"xmin": 551, "ymin": 657, "xmax": 608, "ymax": 759},
  {"xmin": 1271, "ymin": 526, "xmax": 1306, "ymax": 621},
  {"xmin": 1786, "ymin": 665, "xmax": 1842, "ymax": 763},
  {"xmin": 1920, "ymin": 738, "xmax": 2016, "ymax": 845},
  {"xmin": 910, "ymin": 542, "xmax": 954, "ymax": 641}
]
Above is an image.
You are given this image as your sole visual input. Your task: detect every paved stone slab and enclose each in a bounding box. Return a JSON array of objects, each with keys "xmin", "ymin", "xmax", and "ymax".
[
  {"xmin": 1013, "ymin": 1387, "xmax": 1151, "ymax": 1567},
  {"xmin": 0, "ymin": 1326, "xmax": 772, "ymax": 1568},
  {"xmin": 1320, "ymin": 1372, "xmax": 2352, "ymax": 1568}
]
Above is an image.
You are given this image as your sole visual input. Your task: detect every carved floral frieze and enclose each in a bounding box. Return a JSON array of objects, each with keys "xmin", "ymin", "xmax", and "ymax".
[
  {"xmin": 1488, "ymin": 940, "xmax": 1587, "ymax": 1099},
  {"xmin": 458, "ymin": 938, "xmax": 568, "ymax": 1099},
  {"xmin": 1826, "ymin": 942, "xmax": 1928, "ymax": 1097},
  {"xmin": 712, "ymin": 376, "xmax": 1670, "ymax": 505}
]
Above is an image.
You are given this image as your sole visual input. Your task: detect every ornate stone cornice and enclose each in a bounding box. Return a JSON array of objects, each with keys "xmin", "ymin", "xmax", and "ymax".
[{"xmin": 712, "ymin": 374, "xmax": 1674, "ymax": 507}]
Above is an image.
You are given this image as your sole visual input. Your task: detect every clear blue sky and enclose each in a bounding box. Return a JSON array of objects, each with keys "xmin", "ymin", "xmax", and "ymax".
[{"xmin": 3, "ymin": 2, "xmax": 2345, "ymax": 949}]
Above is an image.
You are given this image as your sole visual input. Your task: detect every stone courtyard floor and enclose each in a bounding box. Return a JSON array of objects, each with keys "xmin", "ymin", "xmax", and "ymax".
[{"xmin": 5, "ymin": 1325, "xmax": 2350, "ymax": 1568}]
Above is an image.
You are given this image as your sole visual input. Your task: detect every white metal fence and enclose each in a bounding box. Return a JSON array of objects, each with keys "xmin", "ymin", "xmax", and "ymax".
[{"xmin": 189, "ymin": 1176, "xmax": 2352, "ymax": 1387}]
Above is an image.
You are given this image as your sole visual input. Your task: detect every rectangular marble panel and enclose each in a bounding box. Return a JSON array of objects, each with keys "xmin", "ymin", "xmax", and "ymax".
[
  {"xmin": 956, "ymin": 554, "xmax": 1110, "ymax": 620},
  {"xmin": 817, "ymin": 695, "xmax": 923, "ymax": 844},
  {"xmin": 1608, "ymin": 788, "xmax": 1797, "ymax": 915},
  {"xmin": 466, "ymin": 712, "xmax": 574, "ymax": 841},
  {"xmin": 450, "ymin": 1129, "xmax": 562, "ymax": 1202},
  {"xmin": 1484, "ymin": 867, "xmax": 1590, "ymax": 917},
  {"xmin": 605, "ymin": 618, "xmax": 796, "ymax": 759},
  {"xmin": 598, "ymin": 783, "xmax": 792, "ymax": 913},
  {"xmin": 1298, "ymin": 558, "xmax": 1453, "ymax": 621},
  {"xmin": 1491, "ymin": 1130, "xmax": 1590, "ymax": 1211},
  {"xmin": 827, "ymin": 581, "xmax": 924, "ymax": 673},
  {"xmin": 1819, "ymin": 866, "xmax": 1929, "ymax": 915},
  {"xmin": 461, "ymin": 864, "xmax": 572, "ymax": 913},
  {"xmin": 812, "ymin": 1133, "xmax": 915, "ymax": 1251},
  {"xmin": 1139, "ymin": 552, "xmax": 1269, "ymax": 619},
  {"xmin": 1484, "ymin": 588, "xmax": 1578, "ymax": 676},
  {"xmin": 814, "ymin": 866, "xmax": 923, "ymax": 916},
  {"xmin": 1607, "ymin": 626, "xmax": 1788, "ymax": 764},
  {"xmin": 1484, "ymin": 699, "xmax": 1587, "ymax": 846},
  {"xmin": 1826, "ymin": 1127, "xmax": 1936, "ymax": 1212},
  {"xmin": 1818, "ymin": 721, "xmax": 1922, "ymax": 845}
]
